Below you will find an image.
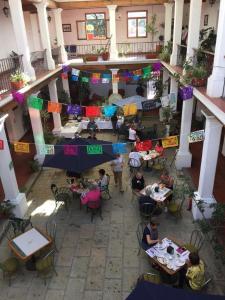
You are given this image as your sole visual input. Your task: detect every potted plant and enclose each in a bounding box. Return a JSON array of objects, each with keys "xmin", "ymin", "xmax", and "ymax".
[
  {"xmin": 156, "ymin": 35, "xmax": 164, "ymax": 53},
  {"xmin": 161, "ymin": 106, "xmax": 173, "ymax": 137},
  {"xmin": 10, "ymin": 71, "xmax": 29, "ymax": 90},
  {"xmin": 183, "ymin": 59, "xmax": 208, "ymax": 87},
  {"xmin": 146, "ymin": 14, "xmax": 159, "ymax": 59},
  {"xmin": 83, "ymin": 46, "xmax": 99, "ymax": 62},
  {"xmin": 159, "ymin": 41, "xmax": 172, "ymax": 63},
  {"xmin": 0, "ymin": 200, "xmax": 15, "ymax": 219}
]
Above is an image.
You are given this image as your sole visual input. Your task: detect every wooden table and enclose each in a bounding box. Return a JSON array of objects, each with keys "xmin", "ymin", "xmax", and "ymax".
[
  {"xmin": 8, "ymin": 228, "xmax": 52, "ymax": 262},
  {"xmin": 140, "ymin": 184, "xmax": 173, "ymax": 203},
  {"xmin": 146, "ymin": 237, "xmax": 190, "ymax": 276}
]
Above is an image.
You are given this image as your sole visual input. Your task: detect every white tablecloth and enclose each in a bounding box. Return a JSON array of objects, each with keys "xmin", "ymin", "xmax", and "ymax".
[{"xmin": 81, "ymin": 119, "xmax": 123, "ymax": 130}]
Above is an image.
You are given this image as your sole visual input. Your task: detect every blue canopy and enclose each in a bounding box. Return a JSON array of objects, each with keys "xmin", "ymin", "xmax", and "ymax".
[
  {"xmin": 43, "ymin": 138, "xmax": 115, "ymax": 173},
  {"xmin": 126, "ymin": 281, "xmax": 224, "ymax": 300}
]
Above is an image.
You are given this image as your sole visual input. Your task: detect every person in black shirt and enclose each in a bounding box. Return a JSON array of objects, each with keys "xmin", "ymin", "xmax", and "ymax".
[
  {"xmin": 132, "ymin": 172, "xmax": 145, "ymax": 192},
  {"xmin": 111, "ymin": 110, "xmax": 118, "ymax": 135},
  {"xmin": 142, "ymin": 218, "xmax": 160, "ymax": 250}
]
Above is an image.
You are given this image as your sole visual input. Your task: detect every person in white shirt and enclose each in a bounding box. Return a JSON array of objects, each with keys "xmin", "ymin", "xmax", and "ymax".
[
  {"xmin": 97, "ymin": 169, "xmax": 108, "ymax": 191},
  {"xmin": 111, "ymin": 154, "xmax": 124, "ymax": 192},
  {"xmin": 128, "ymin": 124, "xmax": 137, "ymax": 142},
  {"xmin": 129, "ymin": 148, "xmax": 143, "ymax": 169}
]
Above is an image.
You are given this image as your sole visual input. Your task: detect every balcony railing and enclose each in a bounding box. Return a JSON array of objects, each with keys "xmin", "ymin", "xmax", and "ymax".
[
  {"xmin": 52, "ymin": 46, "xmax": 61, "ymax": 65},
  {"xmin": 30, "ymin": 50, "xmax": 47, "ymax": 77},
  {"xmin": 193, "ymin": 48, "xmax": 214, "ymax": 77},
  {"xmin": 177, "ymin": 44, "xmax": 187, "ymax": 67},
  {"xmin": 117, "ymin": 42, "xmax": 161, "ymax": 57},
  {"xmin": 76, "ymin": 43, "xmax": 109, "ymax": 56},
  {"xmin": 0, "ymin": 55, "xmax": 23, "ymax": 96}
]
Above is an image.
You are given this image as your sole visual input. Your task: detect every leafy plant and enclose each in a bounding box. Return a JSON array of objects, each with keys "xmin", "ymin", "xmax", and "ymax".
[
  {"xmin": 0, "ymin": 200, "xmax": 15, "ymax": 217},
  {"xmin": 146, "ymin": 14, "xmax": 159, "ymax": 43},
  {"xmin": 29, "ymin": 159, "xmax": 40, "ymax": 173},
  {"xmin": 161, "ymin": 106, "xmax": 173, "ymax": 125},
  {"xmin": 10, "ymin": 71, "xmax": 29, "ymax": 83},
  {"xmin": 200, "ymin": 27, "xmax": 217, "ymax": 52},
  {"xmin": 59, "ymin": 89, "xmax": 70, "ymax": 104},
  {"xmin": 159, "ymin": 41, "xmax": 172, "ymax": 63}
]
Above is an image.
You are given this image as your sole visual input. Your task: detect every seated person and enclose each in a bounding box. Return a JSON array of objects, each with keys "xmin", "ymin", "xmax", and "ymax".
[
  {"xmin": 97, "ymin": 169, "xmax": 108, "ymax": 191},
  {"xmin": 132, "ymin": 172, "xmax": 145, "ymax": 193},
  {"xmin": 160, "ymin": 169, "xmax": 174, "ymax": 190},
  {"xmin": 87, "ymin": 118, "xmax": 99, "ymax": 134},
  {"xmin": 176, "ymin": 252, "xmax": 205, "ymax": 290},
  {"xmin": 138, "ymin": 187, "xmax": 156, "ymax": 211},
  {"xmin": 81, "ymin": 183, "xmax": 101, "ymax": 209},
  {"xmin": 155, "ymin": 140, "xmax": 164, "ymax": 156},
  {"xmin": 128, "ymin": 148, "xmax": 143, "ymax": 168},
  {"xmin": 142, "ymin": 218, "xmax": 160, "ymax": 251}
]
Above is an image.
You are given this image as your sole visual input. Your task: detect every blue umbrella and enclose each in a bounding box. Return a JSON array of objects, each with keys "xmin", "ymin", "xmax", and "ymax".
[{"xmin": 43, "ymin": 138, "xmax": 115, "ymax": 173}]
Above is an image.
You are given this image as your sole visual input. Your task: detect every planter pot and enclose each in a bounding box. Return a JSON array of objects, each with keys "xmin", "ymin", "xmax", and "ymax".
[
  {"xmin": 146, "ymin": 53, "xmax": 157, "ymax": 59},
  {"xmin": 191, "ymin": 78, "xmax": 207, "ymax": 87},
  {"xmin": 156, "ymin": 45, "xmax": 163, "ymax": 53},
  {"xmin": 11, "ymin": 80, "xmax": 25, "ymax": 90},
  {"xmin": 84, "ymin": 55, "xmax": 99, "ymax": 62},
  {"xmin": 102, "ymin": 52, "xmax": 109, "ymax": 61}
]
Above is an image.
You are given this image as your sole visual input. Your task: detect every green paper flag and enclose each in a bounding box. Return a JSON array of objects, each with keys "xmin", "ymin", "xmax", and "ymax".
[
  {"xmin": 87, "ymin": 145, "xmax": 103, "ymax": 155},
  {"xmin": 81, "ymin": 77, "xmax": 89, "ymax": 83},
  {"xmin": 143, "ymin": 66, "xmax": 152, "ymax": 78},
  {"xmin": 28, "ymin": 95, "xmax": 43, "ymax": 110}
]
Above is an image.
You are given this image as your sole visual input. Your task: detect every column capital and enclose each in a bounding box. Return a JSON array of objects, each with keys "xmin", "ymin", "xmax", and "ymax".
[
  {"xmin": 52, "ymin": 8, "xmax": 63, "ymax": 15},
  {"xmin": 34, "ymin": 0, "xmax": 48, "ymax": 10},
  {"xmin": 107, "ymin": 5, "xmax": 117, "ymax": 11},
  {"xmin": 164, "ymin": 2, "xmax": 173, "ymax": 8}
]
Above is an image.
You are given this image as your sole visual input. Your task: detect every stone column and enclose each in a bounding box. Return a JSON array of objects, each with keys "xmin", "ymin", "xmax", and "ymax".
[
  {"xmin": 62, "ymin": 76, "xmax": 71, "ymax": 98},
  {"xmin": 28, "ymin": 95, "xmax": 46, "ymax": 164},
  {"xmin": 222, "ymin": 135, "xmax": 225, "ymax": 157},
  {"xmin": 170, "ymin": 0, "xmax": 184, "ymax": 66},
  {"xmin": 52, "ymin": 8, "xmax": 67, "ymax": 63},
  {"xmin": 34, "ymin": 0, "xmax": 55, "ymax": 70},
  {"xmin": 110, "ymin": 69, "xmax": 119, "ymax": 94},
  {"xmin": 175, "ymin": 98, "xmax": 193, "ymax": 169},
  {"xmin": 162, "ymin": 69, "xmax": 169, "ymax": 96},
  {"xmin": 0, "ymin": 114, "xmax": 28, "ymax": 218},
  {"xmin": 8, "ymin": 0, "xmax": 36, "ymax": 80},
  {"xmin": 170, "ymin": 76, "xmax": 178, "ymax": 111},
  {"xmin": 164, "ymin": 3, "xmax": 173, "ymax": 45},
  {"xmin": 193, "ymin": 114, "xmax": 222, "ymax": 220},
  {"xmin": 186, "ymin": 0, "xmax": 202, "ymax": 60},
  {"xmin": 48, "ymin": 79, "xmax": 62, "ymax": 135},
  {"xmin": 30, "ymin": 13, "xmax": 41, "ymax": 51},
  {"xmin": 207, "ymin": 0, "xmax": 225, "ymax": 97},
  {"xmin": 107, "ymin": 5, "xmax": 118, "ymax": 60}
]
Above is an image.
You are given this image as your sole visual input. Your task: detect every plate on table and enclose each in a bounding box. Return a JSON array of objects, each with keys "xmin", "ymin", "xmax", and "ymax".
[
  {"xmin": 157, "ymin": 257, "xmax": 167, "ymax": 265},
  {"xmin": 166, "ymin": 263, "xmax": 174, "ymax": 269},
  {"xmin": 175, "ymin": 260, "xmax": 185, "ymax": 267}
]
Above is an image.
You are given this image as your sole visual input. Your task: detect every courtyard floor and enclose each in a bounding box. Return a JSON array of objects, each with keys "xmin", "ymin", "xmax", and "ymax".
[{"xmin": 0, "ymin": 132, "xmax": 225, "ymax": 300}]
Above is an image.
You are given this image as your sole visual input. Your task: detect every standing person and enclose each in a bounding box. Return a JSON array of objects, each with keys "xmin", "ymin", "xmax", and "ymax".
[
  {"xmin": 97, "ymin": 169, "xmax": 108, "ymax": 191},
  {"xmin": 181, "ymin": 26, "xmax": 188, "ymax": 45},
  {"xmin": 128, "ymin": 124, "xmax": 137, "ymax": 143},
  {"xmin": 111, "ymin": 110, "xmax": 118, "ymax": 135},
  {"xmin": 111, "ymin": 154, "xmax": 124, "ymax": 193}
]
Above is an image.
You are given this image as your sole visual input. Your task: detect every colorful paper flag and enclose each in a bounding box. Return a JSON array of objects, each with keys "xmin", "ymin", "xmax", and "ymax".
[
  {"xmin": 102, "ymin": 78, "xmax": 110, "ymax": 84},
  {"xmin": 102, "ymin": 74, "xmax": 111, "ymax": 84},
  {"xmin": 133, "ymin": 69, "xmax": 142, "ymax": 76},
  {"xmin": 14, "ymin": 142, "xmax": 30, "ymax": 153},
  {"xmin": 112, "ymin": 143, "xmax": 127, "ymax": 154},
  {"xmin": 61, "ymin": 73, "xmax": 68, "ymax": 79},
  {"xmin": 87, "ymin": 145, "xmax": 103, "ymax": 155},
  {"xmin": 143, "ymin": 66, "xmax": 152, "ymax": 78},
  {"xmin": 64, "ymin": 145, "xmax": 78, "ymax": 156},
  {"xmin": 91, "ymin": 78, "xmax": 100, "ymax": 84},
  {"xmin": 71, "ymin": 75, "xmax": 79, "ymax": 82},
  {"xmin": 0, "ymin": 139, "xmax": 4, "ymax": 150},
  {"xmin": 85, "ymin": 106, "xmax": 101, "ymax": 117},
  {"xmin": 62, "ymin": 64, "xmax": 70, "ymax": 73},
  {"xmin": 162, "ymin": 136, "xmax": 179, "ymax": 148},
  {"xmin": 40, "ymin": 144, "xmax": 55, "ymax": 155},
  {"xmin": 133, "ymin": 75, "xmax": 140, "ymax": 81},
  {"xmin": 12, "ymin": 91, "xmax": 25, "ymax": 104},
  {"xmin": 71, "ymin": 68, "xmax": 80, "ymax": 76},
  {"xmin": 103, "ymin": 105, "xmax": 117, "ymax": 117},
  {"xmin": 92, "ymin": 73, "xmax": 101, "ymax": 79},
  {"xmin": 81, "ymin": 77, "xmax": 89, "ymax": 83},
  {"xmin": 67, "ymin": 104, "xmax": 82, "ymax": 115},
  {"xmin": 28, "ymin": 96, "xmax": 43, "ymax": 110},
  {"xmin": 48, "ymin": 102, "xmax": 62, "ymax": 113},
  {"xmin": 153, "ymin": 62, "xmax": 162, "ymax": 72},
  {"xmin": 188, "ymin": 130, "xmax": 205, "ymax": 143}
]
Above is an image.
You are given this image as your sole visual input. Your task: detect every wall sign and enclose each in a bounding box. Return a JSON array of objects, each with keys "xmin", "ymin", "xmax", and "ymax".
[
  {"xmin": 142, "ymin": 99, "xmax": 161, "ymax": 112},
  {"xmin": 62, "ymin": 24, "xmax": 72, "ymax": 32},
  {"xmin": 162, "ymin": 136, "xmax": 179, "ymax": 148},
  {"xmin": 87, "ymin": 145, "xmax": 103, "ymax": 155},
  {"xmin": 188, "ymin": 130, "xmax": 205, "ymax": 143}
]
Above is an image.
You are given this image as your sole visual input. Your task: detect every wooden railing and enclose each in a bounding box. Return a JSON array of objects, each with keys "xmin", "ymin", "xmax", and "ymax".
[{"xmin": 0, "ymin": 55, "xmax": 23, "ymax": 96}]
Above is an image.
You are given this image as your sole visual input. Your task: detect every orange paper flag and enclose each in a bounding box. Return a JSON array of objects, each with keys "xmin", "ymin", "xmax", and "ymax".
[
  {"xmin": 14, "ymin": 142, "xmax": 30, "ymax": 153},
  {"xmin": 48, "ymin": 102, "xmax": 62, "ymax": 113}
]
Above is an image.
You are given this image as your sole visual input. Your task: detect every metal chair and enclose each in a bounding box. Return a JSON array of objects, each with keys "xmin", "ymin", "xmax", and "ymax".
[
  {"xmin": 35, "ymin": 248, "xmax": 57, "ymax": 285},
  {"xmin": 129, "ymin": 158, "xmax": 142, "ymax": 174},
  {"xmin": 51, "ymin": 184, "xmax": 72, "ymax": 211},
  {"xmin": 136, "ymin": 222, "xmax": 146, "ymax": 255},
  {"xmin": 46, "ymin": 219, "xmax": 57, "ymax": 251},
  {"xmin": 140, "ymin": 202, "xmax": 156, "ymax": 221},
  {"xmin": 167, "ymin": 196, "xmax": 185, "ymax": 219},
  {"xmin": 100, "ymin": 174, "xmax": 112, "ymax": 200},
  {"xmin": 183, "ymin": 229, "xmax": 205, "ymax": 253},
  {"xmin": 8, "ymin": 216, "xmax": 33, "ymax": 236},
  {"xmin": 152, "ymin": 157, "xmax": 167, "ymax": 172},
  {"xmin": 0, "ymin": 257, "xmax": 20, "ymax": 286},
  {"xmin": 138, "ymin": 272, "xmax": 161, "ymax": 285}
]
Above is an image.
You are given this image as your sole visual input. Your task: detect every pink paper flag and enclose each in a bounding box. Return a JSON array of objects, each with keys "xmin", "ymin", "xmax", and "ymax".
[{"xmin": 64, "ymin": 145, "xmax": 78, "ymax": 156}]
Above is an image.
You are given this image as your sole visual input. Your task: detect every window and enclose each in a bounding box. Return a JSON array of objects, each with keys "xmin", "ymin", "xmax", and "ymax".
[
  {"xmin": 85, "ymin": 13, "xmax": 107, "ymax": 40},
  {"xmin": 127, "ymin": 11, "xmax": 147, "ymax": 38}
]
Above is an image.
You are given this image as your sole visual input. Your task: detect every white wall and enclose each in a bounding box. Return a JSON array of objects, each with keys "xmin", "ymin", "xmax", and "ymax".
[
  {"xmin": 5, "ymin": 106, "xmax": 27, "ymax": 142},
  {"xmin": 62, "ymin": 5, "xmax": 165, "ymax": 46}
]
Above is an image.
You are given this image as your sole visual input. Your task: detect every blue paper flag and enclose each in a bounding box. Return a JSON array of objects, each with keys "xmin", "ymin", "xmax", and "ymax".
[
  {"xmin": 112, "ymin": 143, "xmax": 127, "ymax": 154},
  {"xmin": 71, "ymin": 75, "xmax": 79, "ymax": 81},
  {"xmin": 103, "ymin": 105, "xmax": 117, "ymax": 117}
]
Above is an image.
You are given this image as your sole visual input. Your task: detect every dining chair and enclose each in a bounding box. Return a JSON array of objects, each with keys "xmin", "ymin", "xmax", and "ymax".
[
  {"xmin": 100, "ymin": 174, "xmax": 112, "ymax": 200},
  {"xmin": 8, "ymin": 216, "xmax": 33, "ymax": 235},
  {"xmin": 0, "ymin": 257, "xmax": 20, "ymax": 286},
  {"xmin": 50, "ymin": 184, "xmax": 72, "ymax": 211},
  {"xmin": 183, "ymin": 229, "xmax": 205, "ymax": 253},
  {"xmin": 138, "ymin": 272, "xmax": 161, "ymax": 285},
  {"xmin": 167, "ymin": 196, "xmax": 185, "ymax": 219},
  {"xmin": 136, "ymin": 222, "xmax": 147, "ymax": 256},
  {"xmin": 128, "ymin": 158, "xmax": 142, "ymax": 174},
  {"xmin": 46, "ymin": 219, "xmax": 57, "ymax": 251},
  {"xmin": 35, "ymin": 248, "xmax": 57, "ymax": 285},
  {"xmin": 152, "ymin": 157, "xmax": 167, "ymax": 172},
  {"xmin": 139, "ymin": 202, "xmax": 156, "ymax": 221}
]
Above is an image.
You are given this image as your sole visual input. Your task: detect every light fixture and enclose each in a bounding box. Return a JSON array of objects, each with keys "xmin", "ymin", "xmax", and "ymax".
[
  {"xmin": 48, "ymin": 15, "xmax": 51, "ymax": 22},
  {"xmin": 3, "ymin": 0, "xmax": 9, "ymax": 17},
  {"xmin": 209, "ymin": 0, "xmax": 216, "ymax": 6}
]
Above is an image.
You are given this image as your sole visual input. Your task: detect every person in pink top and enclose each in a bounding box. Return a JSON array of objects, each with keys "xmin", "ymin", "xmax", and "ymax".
[{"xmin": 81, "ymin": 183, "xmax": 101, "ymax": 209}]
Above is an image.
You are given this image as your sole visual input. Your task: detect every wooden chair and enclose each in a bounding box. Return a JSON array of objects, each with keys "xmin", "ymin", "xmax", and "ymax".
[
  {"xmin": 35, "ymin": 248, "xmax": 57, "ymax": 285},
  {"xmin": 183, "ymin": 229, "xmax": 204, "ymax": 253},
  {"xmin": 0, "ymin": 257, "xmax": 20, "ymax": 286},
  {"xmin": 50, "ymin": 184, "xmax": 72, "ymax": 211}
]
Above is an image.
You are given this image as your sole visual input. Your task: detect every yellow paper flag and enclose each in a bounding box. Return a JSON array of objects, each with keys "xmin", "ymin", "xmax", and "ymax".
[
  {"xmin": 14, "ymin": 142, "xmax": 30, "ymax": 153},
  {"xmin": 162, "ymin": 136, "xmax": 179, "ymax": 148}
]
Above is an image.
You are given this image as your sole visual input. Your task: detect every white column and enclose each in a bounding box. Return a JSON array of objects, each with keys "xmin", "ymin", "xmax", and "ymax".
[
  {"xmin": 48, "ymin": 79, "xmax": 62, "ymax": 135},
  {"xmin": 195, "ymin": 100, "xmax": 203, "ymax": 121},
  {"xmin": 170, "ymin": 77, "xmax": 178, "ymax": 111},
  {"xmin": 34, "ymin": 1, "xmax": 55, "ymax": 70},
  {"xmin": 170, "ymin": 0, "xmax": 184, "ymax": 66},
  {"xmin": 222, "ymin": 134, "xmax": 225, "ymax": 157},
  {"xmin": 0, "ymin": 114, "xmax": 28, "ymax": 218},
  {"xmin": 162, "ymin": 69, "xmax": 169, "ymax": 96},
  {"xmin": 111, "ymin": 69, "xmax": 119, "ymax": 94},
  {"xmin": 164, "ymin": 3, "xmax": 173, "ymax": 45},
  {"xmin": 186, "ymin": 0, "xmax": 202, "ymax": 60},
  {"xmin": 62, "ymin": 76, "xmax": 71, "ymax": 98},
  {"xmin": 28, "ymin": 95, "xmax": 45, "ymax": 164},
  {"xmin": 8, "ymin": 0, "xmax": 36, "ymax": 80},
  {"xmin": 193, "ymin": 114, "xmax": 222, "ymax": 220},
  {"xmin": 30, "ymin": 13, "xmax": 42, "ymax": 51},
  {"xmin": 52, "ymin": 8, "xmax": 67, "ymax": 63},
  {"xmin": 107, "ymin": 5, "xmax": 118, "ymax": 60},
  {"xmin": 175, "ymin": 98, "xmax": 193, "ymax": 169},
  {"xmin": 207, "ymin": 0, "xmax": 225, "ymax": 97}
]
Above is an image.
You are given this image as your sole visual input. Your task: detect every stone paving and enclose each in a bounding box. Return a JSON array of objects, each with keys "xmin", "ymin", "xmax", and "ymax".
[{"xmin": 0, "ymin": 132, "xmax": 225, "ymax": 300}]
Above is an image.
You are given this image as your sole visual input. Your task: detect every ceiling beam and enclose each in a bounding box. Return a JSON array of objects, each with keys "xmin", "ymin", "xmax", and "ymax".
[{"xmin": 57, "ymin": 0, "xmax": 167, "ymax": 10}]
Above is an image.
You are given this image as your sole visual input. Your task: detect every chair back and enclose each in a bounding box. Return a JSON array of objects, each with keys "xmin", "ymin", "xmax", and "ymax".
[
  {"xmin": 129, "ymin": 158, "xmax": 141, "ymax": 168},
  {"xmin": 140, "ymin": 202, "xmax": 155, "ymax": 219},
  {"xmin": 136, "ymin": 222, "xmax": 146, "ymax": 247},
  {"xmin": 8, "ymin": 216, "xmax": 32, "ymax": 234},
  {"xmin": 106, "ymin": 174, "xmax": 110, "ymax": 186},
  {"xmin": 190, "ymin": 229, "xmax": 204, "ymax": 252},
  {"xmin": 46, "ymin": 219, "xmax": 57, "ymax": 247},
  {"xmin": 51, "ymin": 184, "xmax": 58, "ymax": 197}
]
